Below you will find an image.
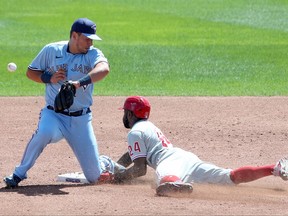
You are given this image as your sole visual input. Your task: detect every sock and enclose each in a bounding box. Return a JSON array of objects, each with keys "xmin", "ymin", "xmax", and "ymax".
[
  {"xmin": 230, "ymin": 165, "xmax": 274, "ymax": 184},
  {"xmin": 160, "ymin": 175, "xmax": 182, "ymax": 184}
]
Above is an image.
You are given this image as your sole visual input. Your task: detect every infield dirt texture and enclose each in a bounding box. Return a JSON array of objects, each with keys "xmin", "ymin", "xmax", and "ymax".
[{"xmin": 1, "ymin": 96, "xmax": 288, "ymax": 215}]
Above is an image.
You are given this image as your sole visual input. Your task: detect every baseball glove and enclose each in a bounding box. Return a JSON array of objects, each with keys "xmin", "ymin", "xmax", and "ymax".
[{"xmin": 54, "ymin": 81, "xmax": 76, "ymax": 112}]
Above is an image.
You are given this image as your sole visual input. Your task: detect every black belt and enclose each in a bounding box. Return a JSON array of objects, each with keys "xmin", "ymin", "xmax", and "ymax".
[{"xmin": 47, "ymin": 105, "xmax": 91, "ymax": 117}]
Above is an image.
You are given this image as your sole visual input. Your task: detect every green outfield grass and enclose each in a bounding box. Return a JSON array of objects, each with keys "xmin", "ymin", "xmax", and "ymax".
[{"xmin": 1, "ymin": 0, "xmax": 288, "ymax": 96}]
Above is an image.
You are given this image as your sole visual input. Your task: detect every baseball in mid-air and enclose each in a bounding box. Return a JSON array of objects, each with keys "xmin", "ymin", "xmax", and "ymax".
[{"xmin": 7, "ymin": 62, "xmax": 17, "ymax": 72}]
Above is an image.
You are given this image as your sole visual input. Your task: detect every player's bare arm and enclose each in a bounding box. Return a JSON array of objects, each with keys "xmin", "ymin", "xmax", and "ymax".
[
  {"xmin": 90, "ymin": 61, "xmax": 109, "ymax": 82},
  {"xmin": 26, "ymin": 68, "xmax": 66, "ymax": 84},
  {"xmin": 117, "ymin": 152, "xmax": 133, "ymax": 167},
  {"xmin": 72, "ymin": 61, "xmax": 109, "ymax": 89},
  {"xmin": 114, "ymin": 157, "xmax": 147, "ymax": 182}
]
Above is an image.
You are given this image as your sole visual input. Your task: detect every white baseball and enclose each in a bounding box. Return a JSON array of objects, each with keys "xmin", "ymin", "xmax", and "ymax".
[{"xmin": 7, "ymin": 62, "xmax": 17, "ymax": 72}]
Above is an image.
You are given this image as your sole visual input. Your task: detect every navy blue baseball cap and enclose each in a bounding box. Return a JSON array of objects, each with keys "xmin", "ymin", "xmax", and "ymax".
[{"xmin": 71, "ymin": 18, "xmax": 102, "ymax": 40}]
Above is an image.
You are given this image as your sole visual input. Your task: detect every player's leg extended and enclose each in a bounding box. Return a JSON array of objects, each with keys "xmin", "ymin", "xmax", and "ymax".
[
  {"xmin": 188, "ymin": 157, "xmax": 288, "ymax": 185},
  {"xmin": 5, "ymin": 108, "xmax": 63, "ymax": 187},
  {"xmin": 66, "ymin": 113, "xmax": 101, "ymax": 183},
  {"xmin": 184, "ymin": 161, "xmax": 234, "ymax": 185},
  {"xmin": 230, "ymin": 165, "xmax": 274, "ymax": 184},
  {"xmin": 230, "ymin": 157, "xmax": 288, "ymax": 183}
]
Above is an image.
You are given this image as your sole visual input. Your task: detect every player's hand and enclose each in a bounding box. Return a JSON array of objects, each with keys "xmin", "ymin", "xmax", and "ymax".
[
  {"xmin": 70, "ymin": 81, "xmax": 81, "ymax": 89},
  {"xmin": 50, "ymin": 68, "xmax": 66, "ymax": 83}
]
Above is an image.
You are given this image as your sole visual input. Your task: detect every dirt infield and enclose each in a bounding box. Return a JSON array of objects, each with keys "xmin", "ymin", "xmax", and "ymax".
[{"xmin": 1, "ymin": 96, "xmax": 288, "ymax": 215}]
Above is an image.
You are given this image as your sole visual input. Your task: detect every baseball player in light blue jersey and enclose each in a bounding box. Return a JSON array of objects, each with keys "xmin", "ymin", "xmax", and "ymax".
[{"xmin": 3, "ymin": 18, "xmax": 116, "ymax": 188}]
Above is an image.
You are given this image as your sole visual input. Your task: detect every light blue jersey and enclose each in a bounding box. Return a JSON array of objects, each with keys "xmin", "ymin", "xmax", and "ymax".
[
  {"xmin": 4, "ymin": 18, "xmax": 113, "ymax": 188},
  {"xmin": 11, "ymin": 41, "xmax": 109, "ymax": 184},
  {"xmin": 29, "ymin": 41, "xmax": 108, "ymax": 111}
]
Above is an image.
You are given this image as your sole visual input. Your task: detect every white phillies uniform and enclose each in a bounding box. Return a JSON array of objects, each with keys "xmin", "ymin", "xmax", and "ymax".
[{"xmin": 127, "ymin": 120, "xmax": 234, "ymax": 186}]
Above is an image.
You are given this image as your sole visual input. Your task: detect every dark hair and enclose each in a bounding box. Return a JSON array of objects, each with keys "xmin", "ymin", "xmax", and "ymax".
[{"xmin": 70, "ymin": 31, "xmax": 81, "ymax": 39}]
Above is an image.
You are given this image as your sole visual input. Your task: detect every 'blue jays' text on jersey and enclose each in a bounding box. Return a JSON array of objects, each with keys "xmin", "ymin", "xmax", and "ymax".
[{"xmin": 28, "ymin": 41, "xmax": 108, "ymax": 111}]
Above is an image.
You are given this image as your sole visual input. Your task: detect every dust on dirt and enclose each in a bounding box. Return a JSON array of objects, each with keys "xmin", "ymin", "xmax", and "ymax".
[{"xmin": 0, "ymin": 96, "xmax": 288, "ymax": 215}]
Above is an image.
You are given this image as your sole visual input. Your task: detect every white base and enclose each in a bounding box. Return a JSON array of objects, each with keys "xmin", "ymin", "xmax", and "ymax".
[{"xmin": 57, "ymin": 172, "xmax": 89, "ymax": 184}]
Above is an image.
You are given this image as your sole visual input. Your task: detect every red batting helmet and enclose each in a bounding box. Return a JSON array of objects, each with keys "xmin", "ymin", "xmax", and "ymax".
[{"xmin": 123, "ymin": 96, "xmax": 151, "ymax": 119}]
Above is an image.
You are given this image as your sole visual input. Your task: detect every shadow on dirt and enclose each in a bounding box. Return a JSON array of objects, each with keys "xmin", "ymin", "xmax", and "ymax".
[{"xmin": 0, "ymin": 184, "xmax": 91, "ymax": 196}]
